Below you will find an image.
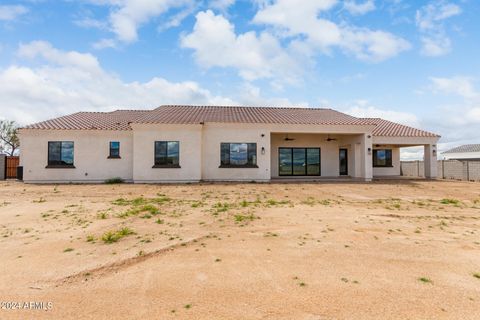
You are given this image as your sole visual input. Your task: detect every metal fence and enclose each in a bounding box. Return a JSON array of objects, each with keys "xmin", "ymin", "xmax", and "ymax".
[{"xmin": 401, "ymin": 160, "xmax": 480, "ymax": 182}]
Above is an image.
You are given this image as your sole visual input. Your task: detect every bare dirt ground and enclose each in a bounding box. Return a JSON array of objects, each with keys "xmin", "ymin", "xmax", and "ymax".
[{"xmin": 0, "ymin": 180, "xmax": 479, "ymax": 320}]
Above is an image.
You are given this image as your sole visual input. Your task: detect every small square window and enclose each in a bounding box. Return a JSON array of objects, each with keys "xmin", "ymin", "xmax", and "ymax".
[
  {"xmin": 373, "ymin": 149, "xmax": 393, "ymax": 167},
  {"xmin": 109, "ymin": 141, "xmax": 120, "ymax": 158}
]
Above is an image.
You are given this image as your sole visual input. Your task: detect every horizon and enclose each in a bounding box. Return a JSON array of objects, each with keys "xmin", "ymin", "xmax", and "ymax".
[{"xmin": 1, "ymin": 0, "xmax": 479, "ymax": 160}]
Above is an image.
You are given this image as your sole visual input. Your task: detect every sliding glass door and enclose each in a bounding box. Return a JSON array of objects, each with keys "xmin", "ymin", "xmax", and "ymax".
[{"xmin": 279, "ymin": 148, "xmax": 321, "ymax": 176}]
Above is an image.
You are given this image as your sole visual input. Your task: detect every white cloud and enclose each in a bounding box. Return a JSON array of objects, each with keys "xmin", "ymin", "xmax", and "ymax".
[
  {"xmin": 73, "ymin": 17, "xmax": 108, "ymax": 30},
  {"xmin": 344, "ymin": 0, "xmax": 375, "ymax": 15},
  {"xmin": 342, "ymin": 100, "xmax": 420, "ymax": 127},
  {"xmin": 18, "ymin": 41, "xmax": 102, "ymax": 72},
  {"xmin": 210, "ymin": 0, "xmax": 236, "ymax": 11},
  {"xmin": 0, "ymin": 5, "xmax": 28, "ymax": 21},
  {"xmin": 0, "ymin": 41, "xmax": 235, "ymax": 124},
  {"xmin": 181, "ymin": 10, "xmax": 304, "ymax": 83},
  {"xmin": 92, "ymin": 38, "xmax": 117, "ymax": 50},
  {"xmin": 416, "ymin": 1, "xmax": 461, "ymax": 56},
  {"xmin": 253, "ymin": 0, "xmax": 410, "ymax": 62},
  {"xmin": 420, "ymin": 34, "xmax": 451, "ymax": 57},
  {"xmin": 341, "ymin": 27, "xmax": 411, "ymax": 62},
  {"xmin": 237, "ymin": 83, "xmax": 307, "ymax": 107},
  {"xmin": 83, "ymin": 0, "xmax": 194, "ymax": 43},
  {"xmin": 429, "ymin": 76, "xmax": 477, "ymax": 98}
]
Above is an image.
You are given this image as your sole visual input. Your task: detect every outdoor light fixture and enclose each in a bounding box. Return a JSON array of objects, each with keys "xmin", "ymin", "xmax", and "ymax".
[
  {"xmin": 433, "ymin": 150, "xmax": 437, "ymax": 156},
  {"xmin": 368, "ymin": 147, "xmax": 372, "ymax": 155},
  {"xmin": 367, "ymin": 135, "xmax": 372, "ymax": 139},
  {"xmin": 261, "ymin": 133, "xmax": 265, "ymax": 137},
  {"xmin": 261, "ymin": 147, "xmax": 265, "ymax": 155}
]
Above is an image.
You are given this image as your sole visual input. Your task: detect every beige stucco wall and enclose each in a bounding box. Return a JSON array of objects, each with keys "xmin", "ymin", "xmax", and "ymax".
[
  {"xmin": 201, "ymin": 124, "xmax": 270, "ymax": 181},
  {"xmin": 19, "ymin": 122, "xmax": 381, "ymax": 183},
  {"xmin": 19, "ymin": 129, "xmax": 133, "ymax": 183},
  {"xmin": 131, "ymin": 124, "xmax": 202, "ymax": 183}
]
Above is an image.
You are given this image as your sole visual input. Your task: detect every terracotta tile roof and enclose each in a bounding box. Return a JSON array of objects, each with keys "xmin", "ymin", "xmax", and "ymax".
[
  {"xmin": 443, "ymin": 144, "xmax": 480, "ymax": 154},
  {"xmin": 22, "ymin": 106, "xmax": 440, "ymax": 139},
  {"xmin": 136, "ymin": 105, "xmax": 373, "ymax": 125},
  {"xmin": 22, "ymin": 110, "xmax": 150, "ymax": 131},
  {"xmin": 364, "ymin": 118, "xmax": 440, "ymax": 138}
]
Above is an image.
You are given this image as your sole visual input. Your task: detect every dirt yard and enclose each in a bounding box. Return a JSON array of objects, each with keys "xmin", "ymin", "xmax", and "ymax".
[{"xmin": 0, "ymin": 180, "xmax": 479, "ymax": 320}]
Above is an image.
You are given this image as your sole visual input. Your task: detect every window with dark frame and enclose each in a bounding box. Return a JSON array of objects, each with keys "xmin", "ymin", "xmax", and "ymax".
[
  {"xmin": 279, "ymin": 148, "xmax": 321, "ymax": 176},
  {"xmin": 373, "ymin": 149, "xmax": 393, "ymax": 167},
  {"xmin": 154, "ymin": 141, "xmax": 180, "ymax": 168},
  {"xmin": 47, "ymin": 141, "xmax": 74, "ymax": 168},
  {"xmin": 220, "ymin": 143, "xmax": 257, "ymax": 168},
  {"xmin": 109, "ymin": 141, "xmax": 120, "ymax": 158}
]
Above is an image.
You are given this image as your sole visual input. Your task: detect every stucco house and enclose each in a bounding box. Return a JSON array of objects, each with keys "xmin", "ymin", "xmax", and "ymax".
[
  {"xmin": 442, "ymin": 144, "xmax": 480, "ymax": 161},
  {"xmin": 18, "ymin": 105, "xmax": 440, "ymax": 183}
]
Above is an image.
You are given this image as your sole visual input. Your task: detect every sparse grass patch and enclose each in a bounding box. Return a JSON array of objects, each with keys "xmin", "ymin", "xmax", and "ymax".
[
  {"xmin": 212, "ymin": 202, "xmax": 233, "ymax": 214},
  {"xmin": 473, "ymin": 273, "xmax": 480, "ymax": 279},
  {"xmin": 97, "ymin": 211, "xmax": 108, "ymax": 219},
  {"xmin": 33, "ymin": 197, "xmax": 46, "ymax": 203},
  {"xmin": 118, "ymin": 204, "xmax": 160, "ymax": 218},
  {"xmin": 101, "ymin": 227, "xmax": 135, "ymax": 244},
  {"xmin": 63, "ymin": 248, "xmax": 74, "ymax": 252},
  {"xmin": 318, "ymin": 199, "xmax": 331, "ymax": 206},
  {"xmin": 191, "ymin": 201, "xmax": 203, "ymax": 208},
  {"xmin": 265, "ymin": 199, "xmax": 291, "ymax": 206},
  {"xmin": 264, "ymin": 232, "xmax": 279, "ymax": 237},
  {"xmin": 234, "ymin": 213, "xmax": 258, "ymax": 222},
  {"xmin": 86, "ymin": 235, "xmax": 95, "ymax": 242},
  {"xmin": 418, "ymin": 277, "xmax": 433, "ymax": 284},
  {"xmin": 441, "ymin": 198, "xmax": 461, "ymax": 205},
  {"xmin": 300, "ymin": 197, "xmax": 316, "ymax": 206}
]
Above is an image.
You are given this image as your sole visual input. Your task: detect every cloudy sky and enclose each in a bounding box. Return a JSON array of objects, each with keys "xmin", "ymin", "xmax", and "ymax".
[{"xmin": 0, "ymin": 0, "xmax": 478, "ymax": 158}]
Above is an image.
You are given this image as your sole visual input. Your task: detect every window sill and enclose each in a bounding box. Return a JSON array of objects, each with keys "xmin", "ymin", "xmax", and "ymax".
[
  {"xmin": 219, "ymin": 165, "xmax": 259, "ymax": 169},
  {"xmin": 152, "ymin": 165, "xmax": 181, "ymax": 169},
  {"xmin": 45, "ymin": 165, "xmax": 76, "ymax": 169},
  {"xmin": 373, "ymin": 165, "xmax": 394, "ymax": 168},
  {"xmin": 107, "ymin": 156, "xmax": 121, "ymax": 159}
]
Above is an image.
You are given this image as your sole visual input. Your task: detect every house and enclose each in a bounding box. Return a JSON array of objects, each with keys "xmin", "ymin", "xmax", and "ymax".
[
  {"xmin": 442, "ymin": 144, "xmax": 480, "ymax": 161},
  {"xmin": 18, "ymin": 105, "xmax": 440, "ymax": 183}
]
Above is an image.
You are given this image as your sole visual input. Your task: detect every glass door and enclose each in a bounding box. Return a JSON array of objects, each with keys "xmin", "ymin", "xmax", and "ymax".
[
  {"xmin": 292, "ymin": 149, "xmax": 306, "ymax": 175},
  {"xmin": 279, "ymin": 148, "xmax": 320, "ymax": 176},
  {"xmin": 339, "ymin": 148, "xmax": 348, "ymax": 176},
  {"xmin": 279, "ymin": 148, "xmax": 293, "ymax": 175}
]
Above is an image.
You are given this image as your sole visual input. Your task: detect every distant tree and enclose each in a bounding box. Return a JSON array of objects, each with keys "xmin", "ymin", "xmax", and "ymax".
[{"xmin": 0, "ymin": 120, "xmax": 20, "ymax": 156}]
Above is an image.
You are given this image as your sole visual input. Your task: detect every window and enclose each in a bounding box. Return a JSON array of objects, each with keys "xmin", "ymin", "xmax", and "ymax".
[
  {"xmin": 220, "ymin": 143, "xmax": 257, "ymax": 168},
  {"xmin": 109, "ymin": 141, "xmax": 120, "ymax": 158},
  {"xmin": 373, "ymin": 149, "xmax": 393, "ymax": 167},
  {"xmin": 47, "ymin": 141, "xmax": 74, "ymax": 168},
  {"xmin": 154, "ymin": 141, "xmax": 180, "ymax": 168}
]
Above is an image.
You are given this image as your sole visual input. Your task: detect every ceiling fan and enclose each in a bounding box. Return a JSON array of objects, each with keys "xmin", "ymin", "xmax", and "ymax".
[
  {"xmin": 284, "ymin": 134, "xmax": 295, "ymax": 141},
  {"xmin": 325, "ymin": 135, "xmax": 337, "ymax": 142}
]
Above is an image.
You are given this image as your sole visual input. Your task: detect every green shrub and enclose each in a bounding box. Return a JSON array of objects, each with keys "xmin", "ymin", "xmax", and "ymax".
[
  {"xmin": 105, "ymin": 177, "xmax": 124, "ymax": 184},
  {"xmin": 101, "ymin": 227, "xmax": 135, "ymax": 244}
]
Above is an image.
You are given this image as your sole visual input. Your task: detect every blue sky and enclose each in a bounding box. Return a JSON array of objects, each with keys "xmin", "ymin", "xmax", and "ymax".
[{"xmin": 0, "ymin": 0, "xmax": 479, "ymax": 158}]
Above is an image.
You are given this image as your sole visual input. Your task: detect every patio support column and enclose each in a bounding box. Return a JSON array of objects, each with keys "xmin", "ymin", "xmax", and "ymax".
[
  {"xmin": 360, "ymin": 133, "xmax": 373, "ymax": 181},
  {"xmin": 424, "ymin": 144, "xmax": 438, "ymax": 179}
]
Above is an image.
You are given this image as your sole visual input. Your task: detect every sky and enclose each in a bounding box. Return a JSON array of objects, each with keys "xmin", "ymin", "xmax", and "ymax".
[{"xmin": 0, "ymin": 0, "xmax": 479, "ymax": 159}]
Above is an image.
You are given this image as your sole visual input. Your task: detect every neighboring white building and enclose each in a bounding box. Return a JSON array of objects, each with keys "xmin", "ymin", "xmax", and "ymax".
[
  {"xmin": 18, "ymin": 105, "xmax": 440, "ymax": 183},
  {"xmin": 442, "ymin": 144, "xmax": 480, "ymax": 161}
]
